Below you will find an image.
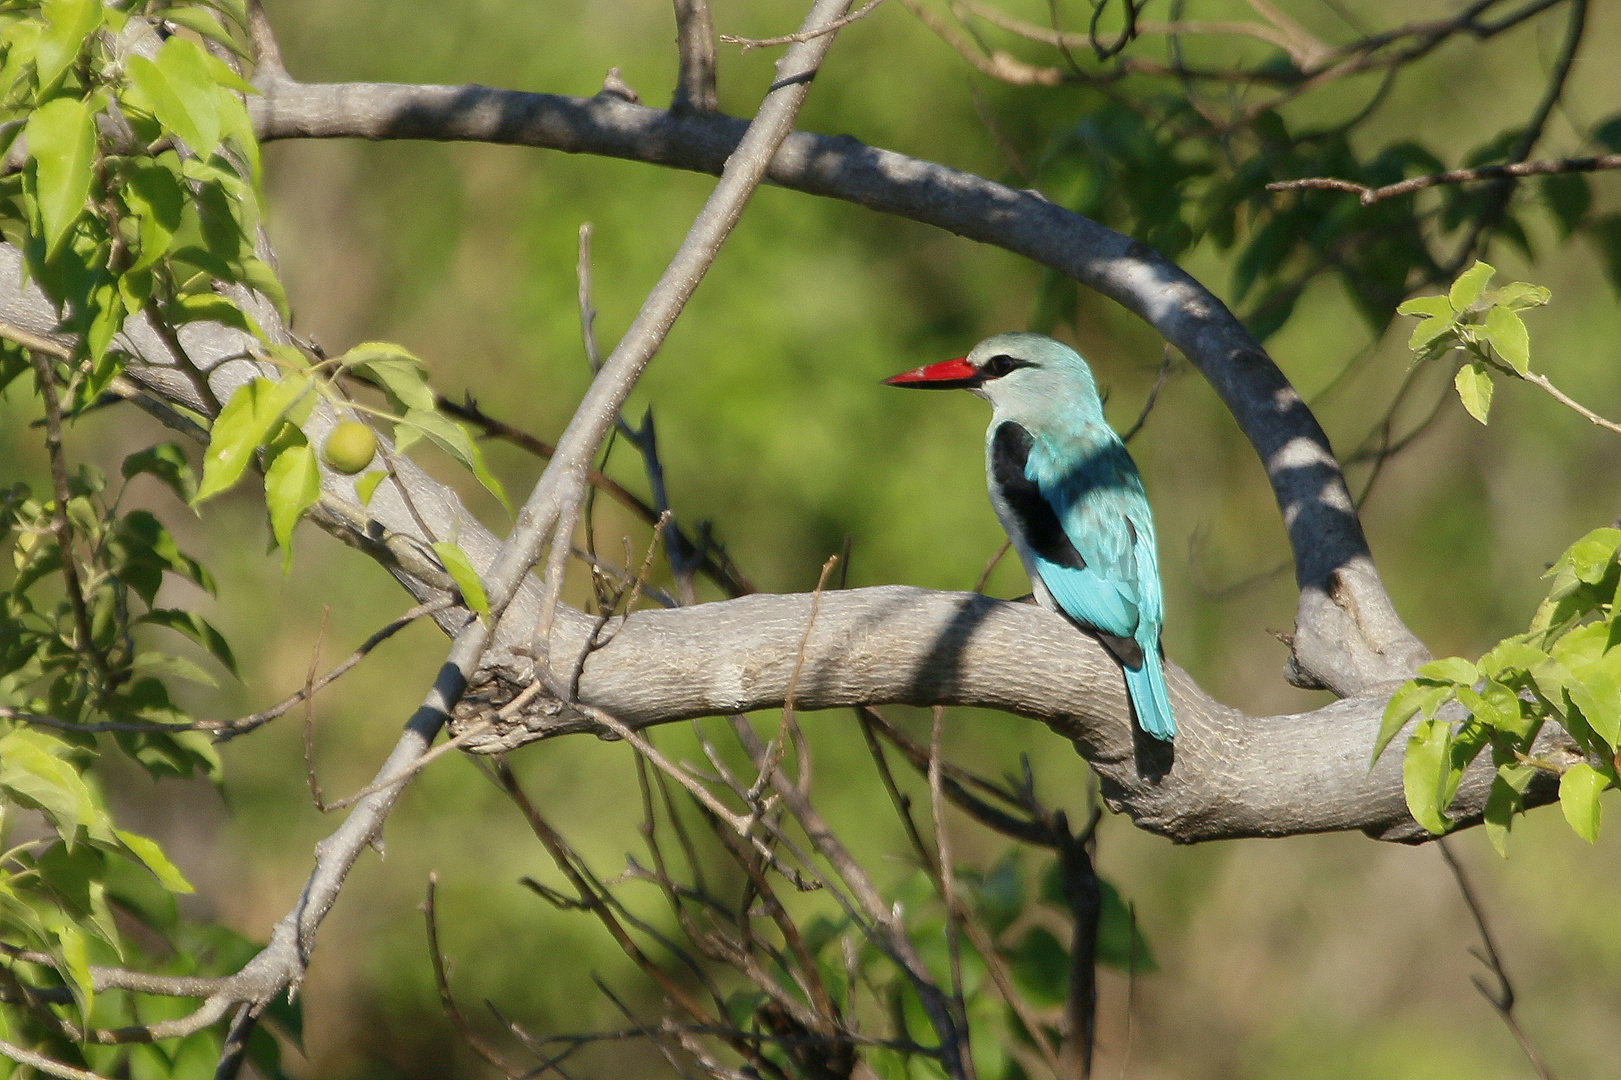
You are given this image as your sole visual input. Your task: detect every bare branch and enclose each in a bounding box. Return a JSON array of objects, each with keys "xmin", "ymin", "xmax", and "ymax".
[
  {"xmin": 450, "ymin": 588, "xmax": 1577, "ymax": 844},
  {"xmin": 720, "ymin": 0, "xmax": 886, "ymax": 52},
  {"xmin": 245, "ymin": 71, "xmax": 1428, "ymax": 692},
  {"xmin": 212, "ymin": 597, "xmax": 455, "ymax": 741},
  {"xmin": 0, "ymin": 1039, "xmax": 116, "ymax": 1080},
  {"xmin": 425, "ymin": 873, "xmax": 523, "ymax": 1076},
  {"xmin": 673, "ymin": 0, "xmax": 719, "ymax": 112},
  {"xmin": 1438, "ymin": 841, "xmax": 1558, "ymax": 1080},
  {"xmin": 1267, "ymin": 152, "xmax": 1621, "ymax": 206}
]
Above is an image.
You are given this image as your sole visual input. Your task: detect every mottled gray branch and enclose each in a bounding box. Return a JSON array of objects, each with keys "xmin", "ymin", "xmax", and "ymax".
[
  {"xmin": 247, "ymin": 72, "xmax": 1428, "ymax": 695},
  {"xmin": 455, "ymin": 587, "xmax": 1569, "ymax": 845},
  {"xmin": 671, "ymin": 0, "xmax": 718, "ymax": 112}
]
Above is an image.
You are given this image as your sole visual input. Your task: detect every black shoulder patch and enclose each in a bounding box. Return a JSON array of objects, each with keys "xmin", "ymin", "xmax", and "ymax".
[{"xmin": 991, "ymin": 422, "xmax": 1085, "ymax": 572}]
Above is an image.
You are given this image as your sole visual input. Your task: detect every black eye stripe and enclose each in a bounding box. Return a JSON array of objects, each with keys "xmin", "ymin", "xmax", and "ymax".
[{"xmin": 982, "ymin": 354, "xmax": 1036, "ymax": 379}]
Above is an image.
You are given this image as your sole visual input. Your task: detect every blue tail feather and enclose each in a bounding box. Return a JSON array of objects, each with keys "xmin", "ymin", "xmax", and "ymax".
[{"xmin": 1123, "ymin": 650, "xmax": 1175, "ymax": 741}]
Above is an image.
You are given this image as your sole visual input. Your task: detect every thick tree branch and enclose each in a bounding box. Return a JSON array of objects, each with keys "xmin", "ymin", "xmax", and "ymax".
[
  {"xmin": 451, "ymin": 586, "xmax": 1572, "ymax": 845},
  {"xmin": 247, "ymin": 72, "xmax": 1427, "ymax": 693}
]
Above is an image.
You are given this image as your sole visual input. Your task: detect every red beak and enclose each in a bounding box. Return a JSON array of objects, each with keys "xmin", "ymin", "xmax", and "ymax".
[{"xmin": 882, "ymin": 357, "xmax": 980, "ymax": 390}]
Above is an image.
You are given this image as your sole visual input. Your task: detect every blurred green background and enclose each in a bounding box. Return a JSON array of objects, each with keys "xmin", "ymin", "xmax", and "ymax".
[{"xmin": 7, "ymin": 0, "xmax": 1621, "ymax": 1075}]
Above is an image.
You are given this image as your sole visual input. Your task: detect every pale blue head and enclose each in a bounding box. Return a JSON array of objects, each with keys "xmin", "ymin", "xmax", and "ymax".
[{"xmin": 885, "ymin": 332, "xmax": 1107, "ymax": 433}]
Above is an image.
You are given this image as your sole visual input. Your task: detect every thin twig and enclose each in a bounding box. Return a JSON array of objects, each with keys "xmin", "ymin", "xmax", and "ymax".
[
  {"xmin": 751, "ymin": 553, "xmax": 838, "ymax": 801},
  {"xmin": 1267, "ymin": 151, "xmax": 1621, "ymax": 205},
  {"xmin": 928, "ymin": 705, "xmax": 972, "ymax": 1076},
  {"xmin": 314, "ymin": 719, "xmax": 494, "ymax": 813},
  {"xmin": 425, "ymin": 873, "xmax": 524, "ymax": 1076},
  {"xmin": 0, "ymin": 1039, "xmax": 116, "ymax": 1080},
  {"xmin": 721, "ymin": 0, "xmax": 885, "ymax": 50},
  {"xmin": 973, "ymin": 539, "xmax": 1012, "ymax": 594},
  {"xmin": 433, "ymin": 395, "xmax": 753, "ymax": 598},
  {"xmin": 1521, "ymin": 370, "xmax": 1621, "ymax": 437},
  {"xmin": 28, "ymin": 349, "xmax": 114, "ymax": 689},
  {"xmin": 303, "ymin": 607, "xmax": 331, "ymax": 810},
  {"xmin": 1438, "ymin": 840, "xmax": 1556, "ymax": 1080},
  {"xmin": 1116, "ymin": 902, "xmax": 1137, "ymax": 1080},
  {"xmin": 1119, "ymin": 346, "xmax": 1175, "ymax": 443},
  {"xmin": 212, "ymin": 597, "xmax": 453, "ymax": 741}
]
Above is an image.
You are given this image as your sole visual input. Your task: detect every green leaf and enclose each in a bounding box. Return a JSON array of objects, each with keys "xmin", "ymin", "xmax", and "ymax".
[
  {"xmin": 431, "ymin": 542, "xmax": 489, "ymax": 618},
  {"xmin": 195, "ymin": 375, "xmax": 311, "ymax": 503},
  {"xmin": 1478, "ymin": 640, "xmax": 1547, "ymax": 680},
  {"xmin": 263, "ymin": 442, "xmax": 319, "ymax": 569},
  {"xmin": 54, "ymin": 922, "xmax": 94, "ymax": 1013},
  {"xmin": 160, "ymin": 5, "xmax": 248, "ymax": 58},
  {"xmin": 396, "ymin": 408, "xmax": 511, "ymax": 513},
  {"xmin": 138, "ymin": 609, "xmax": 239, "ymax": 678},
  {"xmin": 121, "ymin": 443, "xmax": 197, "ymax": 504},
  {"xmin": 0, "ymin": 729, "xmax": 113, "ymax": 845},
  {"xmin": 1403, "ymin": 717, "xmax": 1453, "ymax": 834},
  {"xmin": 1449, "ymin": 260, "xmax": 1495, "ymax": 312},
  {"xmin": 1484, "ymin": 304, "xmax": 1530, "ymax": 374},
  {"xmin": 171, "ymin": 291, "xmax": 263, "ymax": 339},
  {"xmin": 1484, "ymin": 764, "xmax": 1536, "ymax": 857},
  {"xmin": 1553, "ymin": 528, "xmax": 1621, "ymax": 585},
  {"xmin": 36, "ymin": 0, "xmax": 103, "ymax": 89},
  {"xmin": 1408, "ymin": 313, "xmax": 1455, "ymax": 353},
  {"xmin": 1456, "ymin": 680, "xmax": 1527, "ymax": 737},
  {"xmin": 354, "ymin": 470, "xmax": 387, "ymax": 505},
  {"xmin": 1569, "ymin": 653, "xmax": 1621, "ymax": 751},
  {"xmin": 342, "ymin": 342, "xmax": 436, "ymax": 412},
  {"xmin": 122, "ymin": 158, "xmax": 186, "ymax": 273},
  {"xmin": 1417, "ymin": 657, "xmax": 1477, "ymax": 685},
  {"xmin": 26, "ymin": 96, "xmax": 98, "ymax": 258},
  {"xmin": 1375, "ymin": 680, "xmax": 1451, "ymax": 763},
  {"xmin": 114, "ymin": 829, "xmax": 193, "ymax": 894},
  {"xmin": 1489, "ymin": 281, "xmax": 1552, "ymax": 312},
  {"xmin": 1559, "ymin": 762, "xmax": 1606, "ymax": 842},
  {"xmin": 127, "ymin": 38, "xmax": 222, "ymax": 157},
  {"xmin": 1454, "ymin": 361, "xmax": 1493, "ymax": 424},
  {"xmin": 1396, "ymin": 294, "xmax": 1452, "ymax": 319},
  {"xmin": 130, "ymin": 650, "xmax": 219, "ymax": 688}
]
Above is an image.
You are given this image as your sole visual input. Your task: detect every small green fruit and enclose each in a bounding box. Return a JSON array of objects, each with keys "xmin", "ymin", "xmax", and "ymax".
[{"xmin": 322, "ymin": 422, "xmax": 377, "ymax": 475}]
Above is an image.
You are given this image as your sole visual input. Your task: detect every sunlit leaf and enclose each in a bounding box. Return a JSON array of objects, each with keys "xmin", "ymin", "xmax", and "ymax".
[
  {"xmin": 1396, "ymin": 294, "xmax": 1451, "ymax": 319},
  {"xmin": 1559, "ymin": 762, "xmax": 1606, "ymax": 842},
  {"xmin": 342, "ymin": 342, "xmax": 436, "ymax": 412},
  {"xmin": 1484, "ymin": 304, "xmax": 1530, "ymax": 374},
  {"xmin": 36, "ymin": 0, "xmax": 102, "ymax": 90},
  {"xmin": 355, "ymin": 470, "xmax": 387, "ymax": 505},
  {"xmin": 431, "ymin": 542, "xmax": 489, "ymax": 619},
  {"xmin": 1403, "ymin": 717, "xmax": 1452, "ymax": 834},
  {"xmin": 1375, "ymin": 681, "xmax": 1451, "ymax": 764},
  {"xmin": 397, "ymin": 408, "xmax": 510, "ymax": 512},
  {"xmin": 128, "ymin": 38, "xmax": 222, "ymax": 157},
  {"xmin": 1477, "ymin": 640, "xmax": 1547, "ymax": 680},
  {"xmin": 1449, "ymin": 260, "xmax": 1495, "ymax": 312},
  {"xmin": 114, "ymin": 829, "xmax": 194, "ymax": 894},
  {"xmin": 1454, "ymin": 361, "xmax": 1493, "ymax": 424},
  {"xmin": 195, "ymin": 375, "xmax": 311, "ymax": 503},
  {"xmin": 26, "ymin": 96, "xmax": 97, "ymax": 257},
  {"xmin": 264, "ymin": 441, "xmax": 320, "ymax": 571}
]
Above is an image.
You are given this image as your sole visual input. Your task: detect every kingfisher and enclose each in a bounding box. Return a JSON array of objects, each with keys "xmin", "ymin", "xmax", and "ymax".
[{"xmin": 885, "ymin": 332, "xmax": 1175, "ymax": 741}]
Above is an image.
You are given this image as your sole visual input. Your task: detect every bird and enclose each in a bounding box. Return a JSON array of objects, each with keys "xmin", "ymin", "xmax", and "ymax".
[{"xmin": 884, "ymin": 332, "xmax": 1175, "ymax": 741}]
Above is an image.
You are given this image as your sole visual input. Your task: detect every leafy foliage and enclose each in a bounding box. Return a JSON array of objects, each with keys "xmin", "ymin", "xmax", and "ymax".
[{"xmin": 1377, "ymin": 526, "xmax": 1621, "ymax": 852}]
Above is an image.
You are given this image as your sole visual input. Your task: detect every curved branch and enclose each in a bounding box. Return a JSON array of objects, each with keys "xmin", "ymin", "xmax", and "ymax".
[
  {"xmin": 249, "ymin": 72, "xmax": 1428, "ymax": 693},
  {"xmin": 452, "ymin": 586, "xmax": 1570, "ymax": 845}
]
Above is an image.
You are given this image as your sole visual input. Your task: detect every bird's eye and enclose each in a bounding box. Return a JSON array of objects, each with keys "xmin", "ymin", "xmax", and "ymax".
[{"xmin": 984, "ymin": 354, "xmax": 1016, "ymax": 378}]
